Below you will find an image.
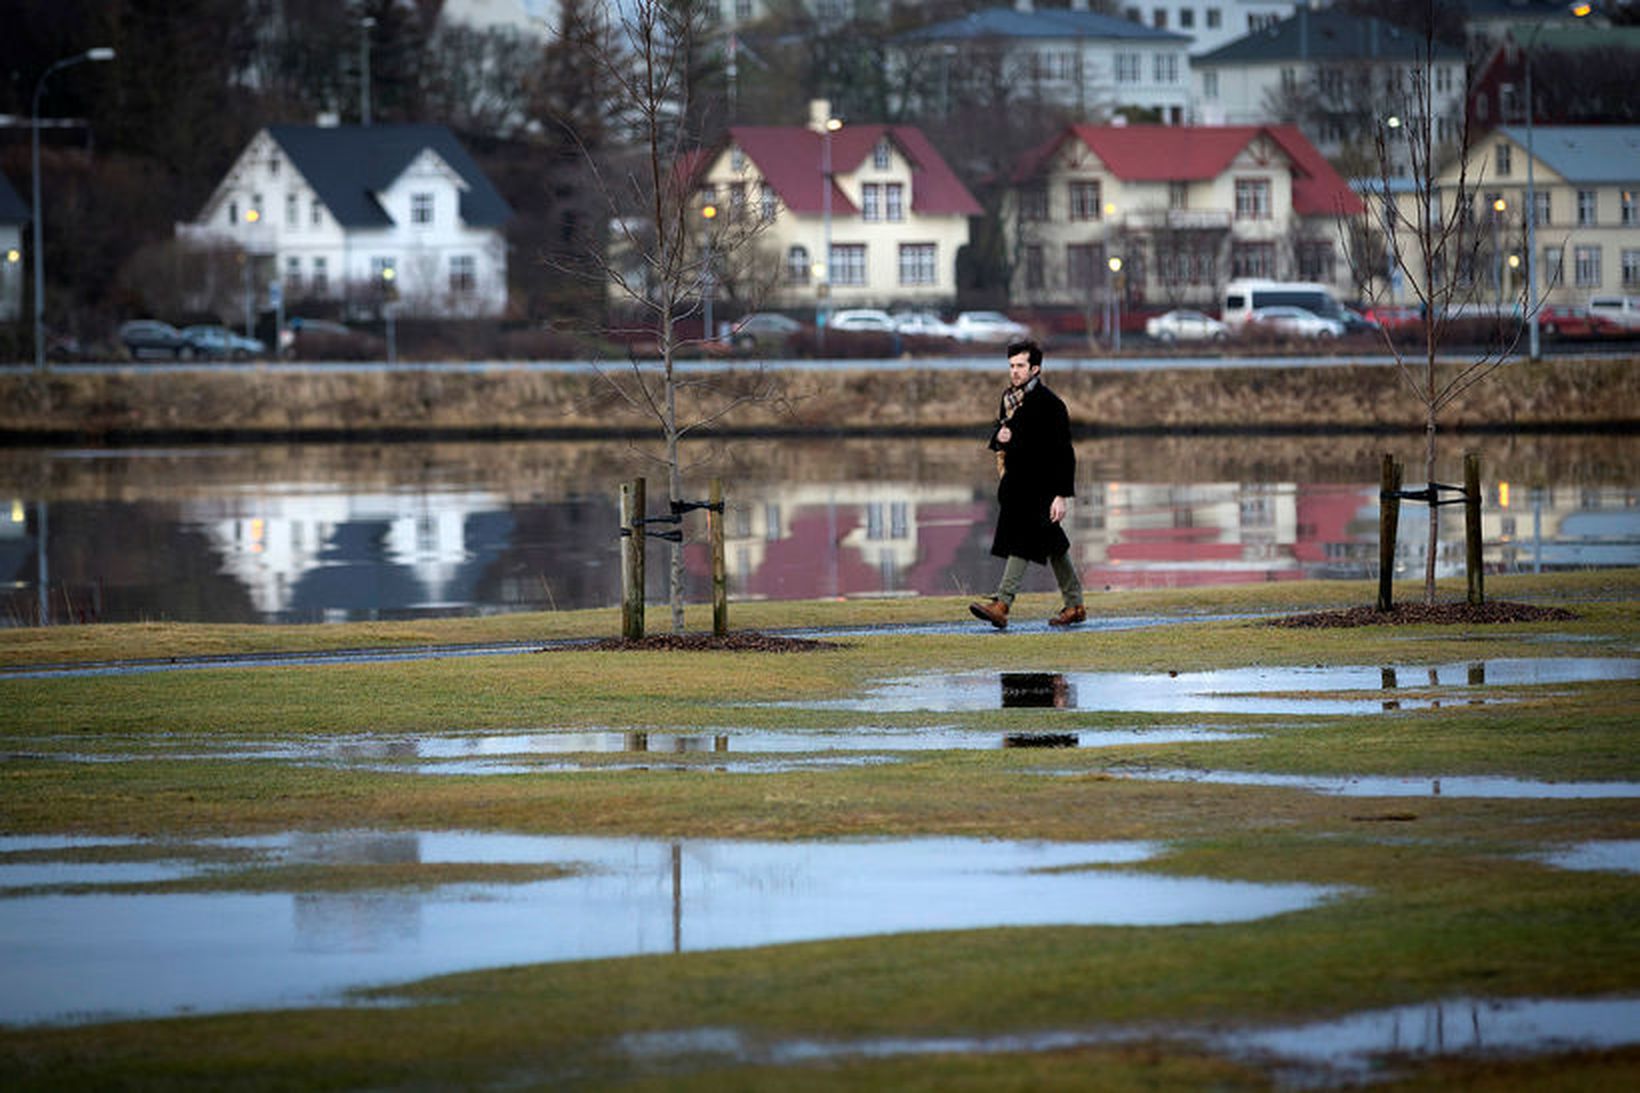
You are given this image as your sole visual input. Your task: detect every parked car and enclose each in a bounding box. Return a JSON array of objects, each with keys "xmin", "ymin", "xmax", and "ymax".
[
  {"xmin": 118, "ymin": 319, "xmax": 189, "ymax": 360},
  {"xmin": 951, "ymin": 310, "xmax": 1030, "ymax": 343},
  {"xmin": 1362, "ymin": 305, "xmax": 1422, "ymax": 331},
  {"xmin": 891, "ymin": 309, "xmax": 957, "ymax": 339},
  {"xmin": 1144, "ymin": 309, "xmax": 1228, "ymax": 343},
  {"xmin": 1339, "ymin": 307, "xmax": 1382, "ymax": 335},
  {"xmin": 179, "ymin": 324, "xmax": 266, "ymax": 360},
  {"xmin": 1244, "ymin": 306, "xmax": 1344, "ymax": 339},
  {"xmin": 729, "ymin": 312, "xmax": 804, "ymax": 349},
  {"xmin": 1586, "ymin": 296, "xmax": 1640, "ymax": 330},
  {"xmin": 1539, "ymin": 306, "xmax": 1625, "ymax": 338},
  {"xmin": 828, "ymin": 308, "xmax": 898, "ymax": 332}
]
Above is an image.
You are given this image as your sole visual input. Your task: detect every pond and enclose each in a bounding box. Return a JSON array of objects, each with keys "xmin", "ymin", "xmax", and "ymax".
[{"xmin": 1, "ymin": 433, "xmax": 1633, "ymax": 624}]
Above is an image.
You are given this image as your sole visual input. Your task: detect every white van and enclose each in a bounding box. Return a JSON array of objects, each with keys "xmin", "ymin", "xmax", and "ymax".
[
  {"xmin": 1221, "ymin": 279, "xmax": 1346, "ymax": 331},
  {"xmin": 1587, "ymin": 296, "xmax": 1640, "ymax": 329}
]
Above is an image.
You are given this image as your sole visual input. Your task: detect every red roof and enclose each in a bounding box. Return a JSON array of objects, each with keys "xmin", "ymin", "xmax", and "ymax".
[
  {"xmin": 722, "ymin": 125, "xmax": 982, "ymax": 218},
  {"xmin": 1016, "ymin": 124, "xmax": 1362, "ymax": 217}
]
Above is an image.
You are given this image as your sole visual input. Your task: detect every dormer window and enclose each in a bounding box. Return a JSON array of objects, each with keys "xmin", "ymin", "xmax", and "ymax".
[
  {"xmin": 873, "ymin": 140, "xmax": 891, "ymax": 170},
  {"xmin": 730, "ymin": 147, "xmax": 746, "ymax": 172},
  {"xmin": 411, "ymin": 192, "xmax": 434, "ymax": 225}
]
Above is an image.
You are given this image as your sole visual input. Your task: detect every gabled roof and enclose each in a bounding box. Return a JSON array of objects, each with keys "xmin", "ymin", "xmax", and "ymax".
[
  {"xmin": 1495, "ymin": 126, "xmax": 1640, "ymax": 183},
  {"xmin": 900, "ymin": 7, "xmax": 1189, "ymax": 45},
  {"xmin": 265, "ymin": 124, "xmax": 512, "ymax": 228},
  {"xmin": 1194, "ymin": 7, "xmax": 1463, "ymax": 64},
  {"xmin": 719, "ymin": 125, "xmax": 982, "ymax": 218},
  {"xmin": 0, "ymin": 172, "xmax": 27, "ymax": 225},
  {"xmin": 1015, "ymin": 124, "xmax": 1364, "ymax": 216}
]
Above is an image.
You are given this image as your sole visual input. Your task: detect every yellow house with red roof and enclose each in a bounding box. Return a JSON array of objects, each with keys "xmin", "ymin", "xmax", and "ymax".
[
  {"xmin": 691, "ymin": 101, "xmax": 982, "ymax": 315},
  {"xmin": 1004, "ymin": 123, "xmax": 1363, "ymax": 314}
]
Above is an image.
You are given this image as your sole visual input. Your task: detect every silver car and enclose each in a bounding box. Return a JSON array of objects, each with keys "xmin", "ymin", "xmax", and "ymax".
[{"xmin": 1144, "ymin": 309, "xmax": 1229, "ymax": 343}]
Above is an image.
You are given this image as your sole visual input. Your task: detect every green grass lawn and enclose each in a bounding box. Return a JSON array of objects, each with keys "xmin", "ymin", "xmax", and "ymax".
[{"xmin": 1, "ymin": 573, "xmax": 1636, "ymax": 1090}]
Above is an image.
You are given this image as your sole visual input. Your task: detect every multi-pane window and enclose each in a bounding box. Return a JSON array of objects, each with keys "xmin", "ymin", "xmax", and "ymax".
[
  {"xmin": 1533, "ymin": 190, "xmax": 1551, "ymax": 225},
  {"xmin": 862, "ymin": 184, "xmax": 881, "ymax": 221},
  {"xmin": 1297, "ymin": 240, "xmax": 1335, "ymax": 283},
  {"xmin": 1154, "ymin": 54, "xmax": 1178, "ymax": 83},
  {"xmin": 1544, "ymin": 246, "xmax": 1564, "ymax": 287},
  {"xmin": 1577, "ymin": 190, "xmax": 1598, "ymax": 226},
  {"xmin": 1115, "ymin": 53, "xmax": 1140, "ymax": 83},
  {"xmin": 1623, "ymin": 190, "xmax": 1638, "ymax": 225},
  {"xmin": 898, "ymin": 243, "xmax": 936, "ymax": 285},
  {"xmin": 1231, "ymin": 242, "xmax": 1275, "ymax": 278},
  {"xmin": 449, "ymin": 255, "xmax": 476, "ymax": 294},
  {"xmin": 884, "ymin": 182, "xmax": 904, "ymax": 221},
  {"xmin": 1574, "ymin": 245, "xmax": 1602, "ymax": 288},
  {"xmin": 1623, "ymin": 249, "xmax": 1640, "ymax": 288},
  {"xmin": 1068, "ymin": 180, "xmax": 1103, "ymax": 220},
  {"xmin": 311, "ymin": 198, "xmax": 323, "ymax": 226},
  {"xmin": 1436, "ymin": 66, "xmax": 1453, "ymax": 93},
  {"xmin": 1066, "ymin": 243, "xmax": 1107, "ymax": 290},
  {"xmin": 1169, "ymin": 181, "xmax": 1189, "ymax": 209},
  {"xmin": 1153, "ymin": 8, "xmax": 1167, "ymax": 28},
  {"xmin": 1019, "ymin": 184, "xmax": 1048, "ymax": 221},
  {"xmin": 1496, "ymin": 144, "xmax": 1512, "ymax": 177},
  {"xmin": 1206, "ymin": 7, "xmax": 1221, "ymax": 28},
  {"xmin": 1234, "ymin": 178, "xmax": 1271, "ymax": 220},
  {"xmin": 1203, "ymin": 70, "xmax": 1219, "ymax": 99},
  {"xmin": 286, "ymin": 193, "xmax": 299, "ymax": 226},
  {"xmin": 1024, "ymin": 244, "xmax": 1045, "ymax": 290},
  {"xmin": 786, "ymin": 245, "xmax": 810, "ymax": 284},
  {"xmin": 411, "ymin": 192, "xmax": 434, "ymax": 225},
  {"xmin": 831, "ymin": 243, "xmax": 866, "ymax": 285},
  {"xmin": 760, "ymin": 183, "xmax": 778, "ymax": 221},
  {"xmin": 1180, "ymin": 9, "xmax": 1195, "ymax": 28},
  {"xmin": 873, "ymin": 140, "xmax": 891, "ymax": 170},
  {"xmin": 312, "ymin": 257, "xmax": 329, "ymax": 294}
]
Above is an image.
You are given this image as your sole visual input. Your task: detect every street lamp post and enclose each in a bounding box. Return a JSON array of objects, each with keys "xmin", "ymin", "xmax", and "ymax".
[
  {"xmin": 700, "ymin": 203, "xmax": 717, "ymax": 343},
  {"xmin": 1525, "ymin": 2, "xmax": 1595, "ymax": 360},
  {"xmin": 1492, "ymin": 197, "xmax": 1507, "ymax": 310},
  {"xmin": 31, "ymin": 46, "xmax": 115, "ymax": 374},
  {"xmin": 1107, "ymin": 256, "xmax": 1123, "ymax": 352},
  {"xmin": 380, "ymin": 266, "xmax": 397, "ymax": 365},
  {"xmin": 816, "ymin": 112, "xmax": 841, "ymax": 354}
]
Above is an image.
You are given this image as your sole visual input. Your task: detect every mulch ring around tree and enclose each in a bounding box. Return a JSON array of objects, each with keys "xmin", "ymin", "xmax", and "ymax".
[
  {"xmin": 576, "ymin": 631, "xmax": 843, "ymax": 652},
  {"xmin": 1268, "ymin": 601, "xmax": 1579, "ymax": 628}
]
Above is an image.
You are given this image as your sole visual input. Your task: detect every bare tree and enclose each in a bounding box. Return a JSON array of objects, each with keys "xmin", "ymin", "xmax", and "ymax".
[
  {"xmin": 558, "ymin": 0, "xmax": 776, "ymax": 632},
  {"xmin": 1350, "ymin": 11, "xmax": 1522, "ymax": 604}
]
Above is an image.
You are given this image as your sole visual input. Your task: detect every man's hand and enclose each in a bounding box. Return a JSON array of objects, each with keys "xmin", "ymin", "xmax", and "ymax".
[
  {"xmin": 996, "ymin": 425, "xmax": 1012, "ymax": 444},
  {"xmin": 1049, "ymin": 496, "xmax": 1068, "ymax": 523}
]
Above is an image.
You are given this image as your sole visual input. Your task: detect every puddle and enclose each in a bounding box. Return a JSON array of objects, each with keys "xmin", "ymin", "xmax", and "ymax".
[
  {"xmin": 1530, "ymin": 840, "xmax": 1640, "ymax": 874},
  {"xmin": 0, "ymin": 831, "xmax": 1345, "ymax": 1027},
  {"xmin": 8, "ymin": 726, "xmax": 1244, "ymax": 775},
  {"xmin": 1097, "ymin": 768, "xmax": 1640, "ymax": 799},
  {"xmin": 620, "ymin": 996, "xmax": 1640, "ymax": 1086},
  {"xmin": 801, "ymin": 658, "xmax": 1640, "ymax": 716}
]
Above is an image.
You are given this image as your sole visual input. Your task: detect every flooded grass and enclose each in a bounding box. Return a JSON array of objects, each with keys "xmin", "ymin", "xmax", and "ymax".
[{"xmin": 0, "ymin": 576, "xmax": 1636, "ymax": 1088}]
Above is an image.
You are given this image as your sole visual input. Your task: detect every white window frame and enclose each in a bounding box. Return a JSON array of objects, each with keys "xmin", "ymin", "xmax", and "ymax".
[{"xmin": 898, "ymin": 242, "xmax": 936, "ymax": 286}]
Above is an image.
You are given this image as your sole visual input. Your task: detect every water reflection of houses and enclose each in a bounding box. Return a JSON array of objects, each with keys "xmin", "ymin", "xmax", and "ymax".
[{"xmin": 700, "ymin": 482, "xmax": 984, "ymax": 600}]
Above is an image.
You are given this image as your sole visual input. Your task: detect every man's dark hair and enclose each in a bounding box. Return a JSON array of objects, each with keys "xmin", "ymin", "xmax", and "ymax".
[{"xmin": 1006, "ymin": 339, "xmax": 1043, "ymax": 368}]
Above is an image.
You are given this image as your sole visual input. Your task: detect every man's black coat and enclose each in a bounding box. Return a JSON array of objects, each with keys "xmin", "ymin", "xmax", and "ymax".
[{"xmin": 987, "ymin": 380, "xmax": 1076, "ymax": 563}]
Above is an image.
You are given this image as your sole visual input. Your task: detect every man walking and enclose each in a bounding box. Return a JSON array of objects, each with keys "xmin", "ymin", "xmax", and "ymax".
[{"xmin": 969, "ymin": 338, "xmax": 1085, "ymax": 629}]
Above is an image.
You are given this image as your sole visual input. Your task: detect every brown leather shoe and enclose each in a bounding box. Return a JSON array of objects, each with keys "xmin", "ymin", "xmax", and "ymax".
[
  {"xmin": 968, "ymin": 598, "xmax": 1009, "ymax": 629},
  {"xmin": 1048, "ymin": 604, "xmax": 1087, "ymax": 627}
]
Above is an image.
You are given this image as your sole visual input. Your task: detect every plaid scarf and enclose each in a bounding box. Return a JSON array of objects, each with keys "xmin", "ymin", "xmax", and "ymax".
[{"xmin": 994, "ymin": 374, "xmax": 1038, "ymax": 478}]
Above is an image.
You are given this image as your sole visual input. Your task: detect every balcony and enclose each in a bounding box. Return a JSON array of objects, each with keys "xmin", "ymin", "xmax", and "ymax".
[{"xmin": 1121, "ymin": 209, "xmax": 1232, "ymax": 231}]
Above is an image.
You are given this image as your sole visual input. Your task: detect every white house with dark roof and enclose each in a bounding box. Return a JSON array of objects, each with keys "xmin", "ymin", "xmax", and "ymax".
[
  {"xmin": 1192, "ymin": 6, "xmax": 1467, "ymax": 173},
  {"xmin": 893, "ymin": 4, "xmax": 1196, "ymax": 124},
  {"xmin": 0, "ymin": 173, "xmax": 26, "ymax": 323},
  {"xmin": 180, "ymin": 124, "xmax": 513, "ymax": 318},
  {"xmin": 1115, "ymin": 0, "xmax": 1298, "ymax": 55}
]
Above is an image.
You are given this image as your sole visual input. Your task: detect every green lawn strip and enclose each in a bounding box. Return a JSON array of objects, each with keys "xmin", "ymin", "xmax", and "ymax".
[
  {"xmin": 1, "ymin": 571, "xmax": 1632, "ymax": 668},
  {"xmin": 1, "ymin": 845, "xmax": 1631, "ymax": 1091}
]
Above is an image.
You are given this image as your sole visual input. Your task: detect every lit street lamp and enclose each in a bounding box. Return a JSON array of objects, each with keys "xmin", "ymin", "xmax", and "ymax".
[
  {"xmin": 1492, "ymin": 197, "xmax": 1507, "ymax": 310},
  {"xmin": 31, "ymin": 46, "xmax": 115, "ymax": 374},
  {"xmin": 1107, "ymin": 255, "xmax": 1123, "ymax": 353},
  {"xmin": 380, "ymin": 265, "xmax": 397, "ymax": 365},
  {"xmin": 1524, "ymin": 2, "xmax": 1595, "ymax": 360},
  {"xmin": 816, "ymin": 112, "xmax": 841, "ymax": 354},
  {"xmin": 700, "ymin": 203, "xmax": 717, "ymax": 343}
]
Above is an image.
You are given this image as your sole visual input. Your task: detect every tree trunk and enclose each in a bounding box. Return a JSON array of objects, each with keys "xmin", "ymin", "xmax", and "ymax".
[{"xmin": 1424, "ymin": 407, "xmax": 1438, "ymax": 604}]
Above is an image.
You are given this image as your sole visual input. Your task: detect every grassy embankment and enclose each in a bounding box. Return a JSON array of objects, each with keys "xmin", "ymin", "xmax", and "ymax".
[
  {"xmin": 1, "ymin": 574, "xmax": 1637, "ymax": 1089},
  {"xmin": 1, "ymin": 356, "xmax": 1635, "ymax": 438}
]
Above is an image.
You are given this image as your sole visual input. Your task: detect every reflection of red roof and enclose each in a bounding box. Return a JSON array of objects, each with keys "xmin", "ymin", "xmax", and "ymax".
[
  {"xmin": 1015, "ymin": 124, "xmax": 1363, "ymax": 217},
  {"xmin": 720, "ymin": 126, "xmax": 982, "ymax": 218}
]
